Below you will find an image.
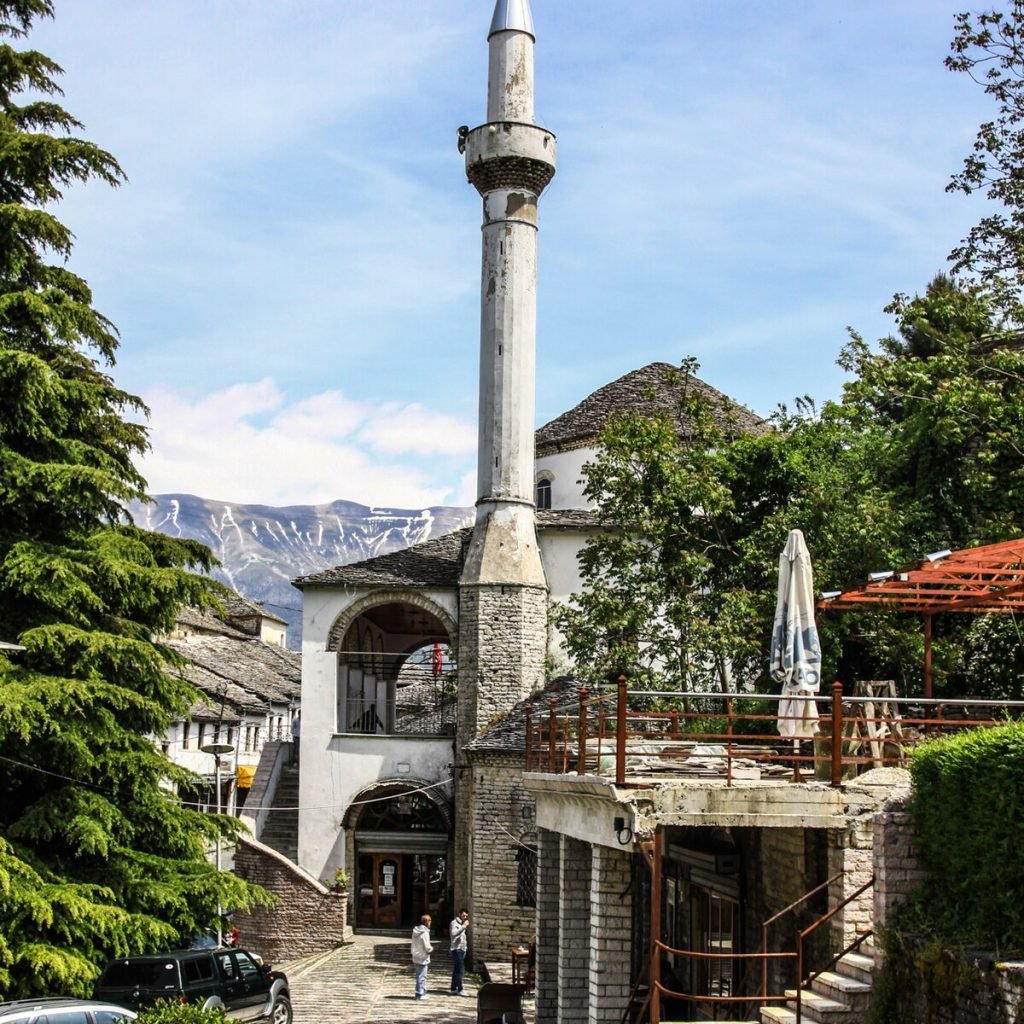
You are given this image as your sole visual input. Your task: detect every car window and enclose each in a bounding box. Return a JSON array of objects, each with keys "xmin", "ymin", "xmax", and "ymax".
[
  {"xmin": 51, "ymin": 1013, "xmax": 89, "ymax": 1024},
  {"xmin": 92, "ymin": 1013, "xmax": 134, "ymax": 1024},
  {"xmin": 215, "ymin": 953, "xmax": 239, "ymax": 982},
  {"xmin": 234, "ymin": 953, "xmax": 262, "ymax": 981},
  {"xmin": 182, "ymin": 957, "xmax": 215, "ymax": 984},
  {"xmin": 100, "ymin": 961, "xmax": 178, "ymax": 989}
]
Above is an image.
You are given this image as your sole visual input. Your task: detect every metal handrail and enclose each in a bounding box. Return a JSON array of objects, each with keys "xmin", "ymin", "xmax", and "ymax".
[
  {"xmin": 794, "ymin": 876, "xmax": 875, "ymax": 1023},
  {"xmin": 761, "ymin": 871, "xmax": 844, "ymax": 1001},
  {"xmin": 524, "ymin": 683, "xmax": 1024, "ymax": 785}
]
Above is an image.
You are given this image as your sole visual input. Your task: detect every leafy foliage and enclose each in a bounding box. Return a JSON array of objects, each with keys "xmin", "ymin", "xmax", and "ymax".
[
  {"xmin": 947, "ymin": 1, "xmax": 1024, "ymax": 318},
  {"xmin": 559, "ymin": 276, "xmax": 1024, "ymax": 698},
  {"xmin": 136, "ymin": 1002, "xmax": 226, "ymax": 1024},
  {"xmin": 904, "ymin": 723, "xmax": 1024, "ymax": 949},
  {"xmin": 554, "ymin": 360, "xmax": 762, "ymax": 691},
  {"xmin": 0, "ymin": 1, "xmax": 268, "ymax": 998}
]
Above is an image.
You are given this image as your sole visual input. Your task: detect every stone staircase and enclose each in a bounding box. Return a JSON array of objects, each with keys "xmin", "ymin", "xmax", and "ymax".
[
  {"xmin": 761, "ymin": 945, "xmax": 875, "ymax": 1024},
  {"xmin": 258, "ymin": 763, "xmax": 299, "ymax": 862}
]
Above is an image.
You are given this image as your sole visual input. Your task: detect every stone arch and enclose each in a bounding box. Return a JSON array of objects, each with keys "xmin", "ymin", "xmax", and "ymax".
[
  {"xmin": 326, "ymin": 590, "xmax": 457, "ymax": 653},
  {"xmin": 341, "ymin": 777, "xmax": 453, "ymax": 833}
]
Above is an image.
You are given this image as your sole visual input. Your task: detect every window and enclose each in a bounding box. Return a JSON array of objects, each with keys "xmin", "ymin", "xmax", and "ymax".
[
  {"xmin": 235, "ymin": 952, "xmax": 262, "ymax": 981},
  {"xmin": 183, "ymin": 957, "xmax": 215, "ymax": 983},
  {"xmin": 535, "ymin": 478, "xmax": 552, "ymax": 510},
  {"xmin": 516, "ymin": 844, "xmax": 537, "ymax": 907}
]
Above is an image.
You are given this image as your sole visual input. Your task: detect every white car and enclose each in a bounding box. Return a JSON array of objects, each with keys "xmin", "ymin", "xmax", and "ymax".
[{"xmin": 0, "ymin": 998, "xmax": 136, "ymax": 1024}]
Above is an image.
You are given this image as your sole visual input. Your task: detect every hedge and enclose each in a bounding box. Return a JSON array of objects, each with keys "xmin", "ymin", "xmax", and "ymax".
[{"xmin": 908, "ymin": 722, "xmax": 1024, "ymax": 950}]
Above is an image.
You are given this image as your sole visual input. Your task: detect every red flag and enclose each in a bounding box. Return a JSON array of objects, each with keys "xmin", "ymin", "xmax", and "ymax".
[{"xmin": 432, "ymin": 642, "xmax": 443, "ymax": 678}]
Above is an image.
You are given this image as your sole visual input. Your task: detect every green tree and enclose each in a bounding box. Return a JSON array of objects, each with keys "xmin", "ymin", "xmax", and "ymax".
[
  {"xmin": 0, "ymin": 1, "xmax": 267, "ymax": 997},
  {"xmin": 947, "ymin": 1, "xmax": 1024, "ymax": 317},
  {"xmin": 558, "ymin": 278, "xmax": 1024, "ymax": 700},
  {"xmin": 555, "ymin": 360, "xmax": 763, "ymax": 691}
]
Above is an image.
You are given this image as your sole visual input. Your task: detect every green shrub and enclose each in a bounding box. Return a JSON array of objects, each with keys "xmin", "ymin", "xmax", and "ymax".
[
  {"xmin": 135, "ymin": 1002, "xmax": 226, "ymax": 1024},
  {"xmin": 908, "ymin": 722, "xmax": 1024, "ymax": 950}
]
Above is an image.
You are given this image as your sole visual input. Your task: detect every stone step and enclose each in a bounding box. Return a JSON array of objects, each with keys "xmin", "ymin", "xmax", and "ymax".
[
  {"xmin": 835, "ymin": 949, "xmax": 874, "ymax": 985},
  {"xmin": 760, "ymin": 1006, "xmax": 797, "ymax": 1024},
  {"xmin": 811, "ymin": 969, "xmax": 872, "ymax": 1006},
  {"xmin": 783, "ymin": 987, "xmax": 854, "ymax": 1023}
]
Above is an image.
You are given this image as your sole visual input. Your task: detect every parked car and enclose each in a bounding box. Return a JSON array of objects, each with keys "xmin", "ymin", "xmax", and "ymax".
[
  {"xmin": 0, "ymin": 998, "xmax": 136, "ymax": 1024},
  {"xmin": 94, "ymin": 949, "xmax": 290, "ymax": 1024}
]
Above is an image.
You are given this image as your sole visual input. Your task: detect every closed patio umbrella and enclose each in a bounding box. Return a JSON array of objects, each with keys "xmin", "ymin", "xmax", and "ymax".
[{"xmin": 770, "ymin": 529, "xmax": 822, "ymax": 740}]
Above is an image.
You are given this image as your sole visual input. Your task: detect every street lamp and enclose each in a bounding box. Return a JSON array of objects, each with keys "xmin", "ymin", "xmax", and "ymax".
[{"xmin": 200, "ymin": 740, "xmax": 235, "ymax": 946}]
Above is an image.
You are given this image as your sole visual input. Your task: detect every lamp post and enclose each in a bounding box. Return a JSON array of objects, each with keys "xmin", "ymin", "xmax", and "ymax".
[{"xmin": 200, "ymin": 740, "xmax": 235, "ymax": 946}]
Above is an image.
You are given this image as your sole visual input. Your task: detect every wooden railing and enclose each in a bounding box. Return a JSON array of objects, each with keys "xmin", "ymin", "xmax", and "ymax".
[{"xmin": 525, "ymin": 679, "xmax": 1024, "ymax": 786}]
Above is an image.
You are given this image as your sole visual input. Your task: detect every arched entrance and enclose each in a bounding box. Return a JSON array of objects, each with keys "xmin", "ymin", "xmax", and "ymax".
[
  {"xmin": 328, "ymin": 592, "xmax": 458, "ymax": 736},
  {"xmin": 346, "ymin": 782, "xmax": 452, "ymax": 930}
]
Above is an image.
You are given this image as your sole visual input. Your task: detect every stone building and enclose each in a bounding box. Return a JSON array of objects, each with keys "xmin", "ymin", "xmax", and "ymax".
[
  {"xmin": 245, "ymin": 5, "xmax": 1020, "ymax": 1022},
  {"xmin": 163, "ymin": 598, "xmax": 300, "ymax": 811}
]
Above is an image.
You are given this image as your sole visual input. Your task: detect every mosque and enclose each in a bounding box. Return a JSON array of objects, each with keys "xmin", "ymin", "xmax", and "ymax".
[{"xmin": 285, "ymin": 3, "xmax": 898, "ymax": 1022}]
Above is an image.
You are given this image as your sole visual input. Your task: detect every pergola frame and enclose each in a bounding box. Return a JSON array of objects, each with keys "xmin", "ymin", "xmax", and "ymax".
[{"xmin": 817, "ymin": 538, "xmax": 1024, "ymax": 698}]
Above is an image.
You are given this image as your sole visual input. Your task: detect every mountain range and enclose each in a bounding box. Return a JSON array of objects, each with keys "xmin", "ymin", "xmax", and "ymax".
[{"xmin": 130, "ymin": 494, "xmax": 473, "ymax": 647}]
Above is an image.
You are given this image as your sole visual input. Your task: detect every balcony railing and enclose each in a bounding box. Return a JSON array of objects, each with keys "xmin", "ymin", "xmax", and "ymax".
[{"xmin": 525, "ymin": 679, "xmax": 1024, "ymax": 785}]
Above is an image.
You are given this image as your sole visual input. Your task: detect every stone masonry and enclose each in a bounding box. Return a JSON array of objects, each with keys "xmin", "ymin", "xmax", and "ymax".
[
  {"xmin": 535, "ymin": 826, "xmax": 561, "ymax": 1024},
  {"xmin": 455, "ymin": 583, "xmax": 547, "ymax": 915},
  {"xmin": 871, "ymin": 793, "xmax": 928, "ymax": 951},
  {"xmin": 588, "ymin": 845, "xmax": 632, "ymax": 1024},
  {"xmin": 233, "ymin": 834, "xmax": 347, "ymax": 964},
  {"xmin": 465, "ymin": 750, "xmax": 539, "ymax": 961},
  {"xmin": 558, "ymin": 836, "xmax": 592, "ymax": 1024}
]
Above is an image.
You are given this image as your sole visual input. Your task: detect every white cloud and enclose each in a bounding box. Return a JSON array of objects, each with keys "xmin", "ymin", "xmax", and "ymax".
[{"xmin": 138, "ymin": 380, "xmax": 476, "ymax": 508}]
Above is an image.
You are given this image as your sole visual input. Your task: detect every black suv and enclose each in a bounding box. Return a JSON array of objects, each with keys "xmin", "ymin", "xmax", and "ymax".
[{"xmin": 94, "ymin": 949, "xmax": 291, "ymax": 1024}]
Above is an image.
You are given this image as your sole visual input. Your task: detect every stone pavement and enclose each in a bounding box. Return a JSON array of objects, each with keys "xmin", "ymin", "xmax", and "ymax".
[{"xmin": 284, "ymin": 933, "xmax": 533, "ymax": 1024}]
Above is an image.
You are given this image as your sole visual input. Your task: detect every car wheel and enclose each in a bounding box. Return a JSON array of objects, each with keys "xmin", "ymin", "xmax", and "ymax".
[{"xmin": 270, "ymin": 995, "xmax": 292, "ymax": 1024}]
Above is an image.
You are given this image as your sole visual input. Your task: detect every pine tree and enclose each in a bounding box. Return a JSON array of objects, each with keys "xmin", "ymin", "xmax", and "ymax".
[{"xmin": 0, "ymin": 1, "xmax": 267, "ymax": 997}]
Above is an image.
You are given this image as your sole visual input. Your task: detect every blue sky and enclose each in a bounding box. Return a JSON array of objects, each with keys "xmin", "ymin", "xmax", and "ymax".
[{"xmin": 31, "ymin": 1, "xmax": 991, "ymax": 508}]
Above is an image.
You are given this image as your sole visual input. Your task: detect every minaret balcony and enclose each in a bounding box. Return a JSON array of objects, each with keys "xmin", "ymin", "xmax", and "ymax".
[{"xmin": 463, "ymin": 121, "xmax": 557, "ymax": 196}]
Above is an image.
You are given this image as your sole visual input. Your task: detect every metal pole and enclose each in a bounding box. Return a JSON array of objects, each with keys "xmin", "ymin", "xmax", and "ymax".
[
  {"xmin": 831, "ymin": 682, "xmax": 843, "ymax": 787},
  {"xmin": 616, "ymin": 675, "xmax": 627, "ymax": 786},
  {"xmin": 214, "ymin": 755, "xmax": 222, "ymax": 948}
]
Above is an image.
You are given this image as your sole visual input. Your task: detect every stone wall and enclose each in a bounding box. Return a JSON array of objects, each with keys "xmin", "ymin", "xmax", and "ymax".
[
  {"xmin": 232, "ymin": 835, "xmax": 348, "ymax": 964},
  {"xmin": 457, "ymin": 583, "xmax": 547, "ymax": 739},
  {"xmin": 876, "ymin": 945, "xmax": 1024, "ymax": 1023},
  {"xmin": 466, "ymin": 750, "xmax": 538, "ymax": 961},
  {"xmin": 872, "ymin": 794, "xmax": 928, "ymax": 941}
]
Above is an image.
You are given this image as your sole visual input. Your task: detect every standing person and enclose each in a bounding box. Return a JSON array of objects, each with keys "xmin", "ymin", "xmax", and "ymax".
[
  {"xmin": 411, "ymin": 914, "xmax": 433, "ymax": 999},
  {"xmin": 449, "ymin": 908, "xmax": 470, "ymax": 995},
  {"xmin": 290, "ymin": 708, "xmax": 300, "ymax": 767}
]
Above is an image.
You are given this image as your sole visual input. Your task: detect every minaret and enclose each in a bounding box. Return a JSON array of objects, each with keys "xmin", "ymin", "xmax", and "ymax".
[{"xmin": 457, "ymin": 0, "xmax": 557, "ymax": 739}]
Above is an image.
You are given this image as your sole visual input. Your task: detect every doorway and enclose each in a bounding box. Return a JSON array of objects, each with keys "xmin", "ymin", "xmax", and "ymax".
[{"xmin": 355, "ymin": 852, "xmax": 447, "ymax": 929}]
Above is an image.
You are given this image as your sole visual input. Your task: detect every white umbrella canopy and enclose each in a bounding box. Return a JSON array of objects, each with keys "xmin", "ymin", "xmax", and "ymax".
[{"xmin": 770, "ymin": 529, "xmax": 823, "ymax": 739}]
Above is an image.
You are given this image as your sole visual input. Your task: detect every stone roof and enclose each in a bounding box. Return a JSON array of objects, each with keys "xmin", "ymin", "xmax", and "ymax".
[
  {"xmin": 535, "ymin": 509, "xmax": 599, "ymax": 530},
  {"xmin": 292, "ymin": 512, "xmax": 599, "ymax": 590},
  {"xmin": 293, "ymin": 528, "xmax": 472, "ymax": 589},
  {"xmin": 164, "ymin": 633, "xmax": 301, "ymax": 717},
  {"xmin": 174, "ymin": 605, "xmax": 251, "ymax": 640},
  {"xmin": 218, "ymin": 591, "xmax": 288, "ymax": 626},
  {"xmin": 535, "ymin": 362, "xmax": 768, "ymax": 456},
  {"xmin": 467, "ymin": 676, "xmax": 583, "ymax": 754}
]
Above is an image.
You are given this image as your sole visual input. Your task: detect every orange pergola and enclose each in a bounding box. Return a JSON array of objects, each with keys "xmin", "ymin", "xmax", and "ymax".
[{"xmin": 816, "ymin": 538, "xmax": 1024, "ymax": 698}]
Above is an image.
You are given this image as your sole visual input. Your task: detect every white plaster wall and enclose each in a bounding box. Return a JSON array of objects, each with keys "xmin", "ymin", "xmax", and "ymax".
[
  {"xmin": 300, "ymin": 586, "xmax": 459, "ymax": 652},
  {"xmin": 297, "ymin": 636, "xmax": 457, "ymax": 882},
  {"xmin": 298, "ymin": 730, "xmax": 454, "ymax": 880},
  {"xmin": 539, "ymin": 528, "xmax": 597, "ymax": 670},
  {"xmin": 536, "ymin": 445, "xmax": 596, "ymax": 510}
]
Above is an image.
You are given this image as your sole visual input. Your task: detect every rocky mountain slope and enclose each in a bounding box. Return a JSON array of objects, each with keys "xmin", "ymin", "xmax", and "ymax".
[{"xmin": 131, "ymin": 494, "xmax": 472, "ymax": 647}]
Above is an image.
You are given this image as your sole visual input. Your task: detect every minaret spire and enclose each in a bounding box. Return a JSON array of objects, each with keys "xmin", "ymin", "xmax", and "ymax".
[
  {"xmin": 453, "ymin": 0, "xmax": 557, "ymax": 944},
  {"xmin": 456, "ymin": 0, "xmax": 556, "ymax": 719}
]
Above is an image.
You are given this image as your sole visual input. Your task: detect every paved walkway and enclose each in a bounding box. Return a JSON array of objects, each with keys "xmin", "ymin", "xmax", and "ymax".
[{"xmin": 286, "ymin": 934, "xmax": 529, "ymax": 1024}]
